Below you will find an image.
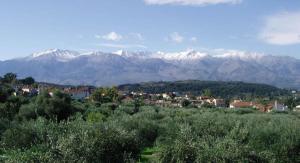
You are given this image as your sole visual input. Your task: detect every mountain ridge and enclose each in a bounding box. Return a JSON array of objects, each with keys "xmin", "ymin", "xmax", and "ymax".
[{"xmin": 0, "ymin": 49, "xmax": 299, "ymax": 89}]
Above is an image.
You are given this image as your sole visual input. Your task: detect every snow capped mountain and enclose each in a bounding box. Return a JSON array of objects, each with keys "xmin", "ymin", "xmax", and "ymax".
[
  {"xmin": 154, "ymin": 50, "xmax": 209, "ymax": 61},
  {"xmin": 29, "ymin": 49, "xmax": 80, "ymax": 62},
  {"xmin": 213, "ymin": 49, "xmax": 265, "ymax": 61},
  {"xmin": 0, "ymin": 49, "xmax": 299, "ymax": 88},
  {"xmin": 26, "ymin": 48, "xmax": 265, "ymax": 62},
  {"xmin": 113, "ymin": 50, "xmax": 153, "ymax": 59}
]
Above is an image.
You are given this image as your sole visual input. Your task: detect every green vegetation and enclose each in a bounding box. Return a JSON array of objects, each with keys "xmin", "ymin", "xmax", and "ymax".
[
  {"xmin": 0, "ymin": 73, "xmax": 299, "ymax": 162},
  {"xmin": 119, "ymin": 80, "xmax": 289, "ymax": 99}
]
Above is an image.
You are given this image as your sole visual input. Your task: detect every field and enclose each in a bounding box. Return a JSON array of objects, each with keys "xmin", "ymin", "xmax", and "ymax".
[{"xmin": 1, "ymin": 101, "xmax": 299, "ymax": 162}]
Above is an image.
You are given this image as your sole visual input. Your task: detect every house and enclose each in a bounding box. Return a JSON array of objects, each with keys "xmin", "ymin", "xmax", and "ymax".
[
  {"xmin": 296, "ymin": 105, "xmax": 300, "ymax": 112},
  {"xmin": 162, "ymin": 93, "xmax": 172, "ymax": 100},
  {"xmin": 272, "ymin": 101, "xmax": 288, "ymax": 112},
  {"xmin": 230, "ymin": 101, "xmax": 254, "ymax": 109},
  {"xmin": 213, "ymin": 99, "xmax": 226, "ymax": 107},
  {"xmin": 21, "ymin": 86, "xmax": 39, "ymax": 96}
]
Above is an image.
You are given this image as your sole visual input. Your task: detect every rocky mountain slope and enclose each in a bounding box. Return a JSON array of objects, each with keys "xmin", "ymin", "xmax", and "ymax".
[{"xmin": 0, "ymin": 49, "xmax": 299, "ymax": 88}]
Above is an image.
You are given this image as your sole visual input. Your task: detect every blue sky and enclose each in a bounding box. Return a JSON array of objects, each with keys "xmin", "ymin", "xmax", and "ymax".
[{"xmin": 0, "ymin": 0, "xmax": 300, "ymax": 60}]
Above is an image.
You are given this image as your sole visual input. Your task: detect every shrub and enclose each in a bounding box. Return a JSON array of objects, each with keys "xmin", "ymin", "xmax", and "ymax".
[
  {"xmin": 86, "ymin": 112, "xmax": 105, "ymax": 123},
  {"xmin": 1, "ymin": 126, "xmax": 39, "ymax": 149},
  {"xmin": 160, "ymin": 124, "xmax": 198, "ymax": 163}
]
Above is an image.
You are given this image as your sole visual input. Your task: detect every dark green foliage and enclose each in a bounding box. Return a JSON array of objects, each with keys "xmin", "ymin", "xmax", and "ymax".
[
  {"xmin": 160, "ymin": 124, "xmax": 198, "ymax": 163},
  {"xmin": 1, "ymin": 125, "xmax": 39, "ymax": 149},
  {"xmin": 0, "ymin": 96, "xmax": 28, "ymax": 120},
  {"xmin": 20, "ymin": 77, "xmax": 35, "ymax": 85},
  {"xmin": 17, "ymin": 103, "xmax": 38, "ymax": 120},
  {"xmin": 119, "ymin": 80, "xmax": 289, "ymax": 98},
  {"xmin": 0, "ymin": 84, "xmax": 14, "ymax": 103},
  {"xmin": 234, "ymin": 108, "xmax": 256, "ymax": 114},
  {"xmin": 91, "ymin": 87, "xmax": 119, "ymax": 104},
  {"xmin": 284, "ymin": 96, "xmax": 298, "ymax": 110},
  {"xmin": 202, "ymin": 88, "xmax": 212, "ymax": 97},
  {"xmin": 133, "ymin": 97, "xmax": 143, "ymax": 113},
  {"xmin": 35, "ymin": 91, "xmax": 75, "ymax": 121},
  {"xmin": 2, "ymin": 73, "xmax": 17, "ymax": 84},
  {"xmin": 181, "ymin": 99, "xmax": 191, "ymax": 107},
  {"xmin": 0, "ymin": 118, "xmax": 9, "ymax": 138},
  {"xmin": 15, "ymin": 91, "xmax": 76, "ymax": 122}
]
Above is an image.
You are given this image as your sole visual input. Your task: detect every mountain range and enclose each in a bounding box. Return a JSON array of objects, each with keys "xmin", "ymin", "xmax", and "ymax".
[{"xmin": 0, "ymin": 49, "xmax": 299, "ymax": 89}]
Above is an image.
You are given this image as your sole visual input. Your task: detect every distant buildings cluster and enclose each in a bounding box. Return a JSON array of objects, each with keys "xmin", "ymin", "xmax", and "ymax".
[
  {"xmin": 11, "ymin": 84, "xmax": 295, "ymax": 112},
  {"xmin": 120, "ymin": 91, "xmax": 291, "ymax": 112},
  {"xmin": 120, "ymin": 91, "xmax": 225, "ymax": 108},
  {"xmin": 229, "ymin": 100, "xmax": 288, "ymax": 112},
  {"xmin": 13, "ymin": 84, "xmax": 94, "ymax": 100}
]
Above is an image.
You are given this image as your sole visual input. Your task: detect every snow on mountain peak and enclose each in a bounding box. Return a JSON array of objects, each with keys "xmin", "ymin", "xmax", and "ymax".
[
  {"xmin": 30, "ymin": 49, "xmax": 80, "ymax": 61},
  {"xmin": 26, "ymin": 48, "xmax": 268, "ymax": 63},
  {"xmin": 213, "ymin": 49, "xmax": 265, "ymax": 61},
  {"xmin": 154, "ymin": 50, "xmax": 209, "ymax": 60},
  {"xmin": 113, "ymin": 50, "xmax": 152, "ymax": 59}
]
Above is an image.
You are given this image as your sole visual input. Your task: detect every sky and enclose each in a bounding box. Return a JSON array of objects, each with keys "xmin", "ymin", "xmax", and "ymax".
[{"xmin": 0, "ymin": 0, "xmax": 300, "ymax": 60}]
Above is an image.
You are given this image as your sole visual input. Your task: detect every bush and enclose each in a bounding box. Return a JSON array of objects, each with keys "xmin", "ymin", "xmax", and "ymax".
[
  {"xmin": 17, "ymin": 103, "xmax": 37, "ymax": 120},
  {"xmin": 160, "ymin": 124, "xmax": 198, "ymax": 163},
  {"xmin": 1, "ymin": 125, "xmax": 39, "ymax": 149},
  {"xmin": 86, "ymin": 112, "xmax": 105, "ymax": 123},
  {"xmin": 35, "ymin": 91, "xmax": 76, "ymax": 122}
]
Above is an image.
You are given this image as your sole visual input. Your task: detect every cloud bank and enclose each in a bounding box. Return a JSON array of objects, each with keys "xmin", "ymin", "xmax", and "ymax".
[
  {"xmin": 144, "ymin": 0, "xmax": 242, "ymax": 6},
  {"xmin": 259, "ymin": 11, "xmax": 300, "ymax": 45}
]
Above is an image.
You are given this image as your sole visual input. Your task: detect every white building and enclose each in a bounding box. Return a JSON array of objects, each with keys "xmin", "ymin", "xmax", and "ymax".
[{"xmin": 273, "ymin": 101, "xmax": 288, "ymax": 111}]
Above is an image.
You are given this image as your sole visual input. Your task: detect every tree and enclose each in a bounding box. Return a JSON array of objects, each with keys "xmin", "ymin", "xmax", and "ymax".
[
  {"xmin": 203, "ymin": 89, "xmax": 212, "ymax": 97},
  {"xmin": 33, "ymin": 90, "xmax": 75, "ymax": 121},
  {"xmin": 91, "ymin": 87, "xmax": 119, "ymax": 104},
  {"xmin": 181, "ymin": 99, "xmax": 191, "ymax": 107},
  {"xmin": 0, "ymin": 86, "xmax": 10, "ymax": 103},
  {"xmin": 284, "ymin": 97, "xmax": 297, "ymax": 111},
  {"xmin": 3, "ymin": 73, "xmax": 17, "ymax": 84},
  {"xmin": 21, "ymin": 77, "xmax": 35, "ymax": 85},
  {"xmin": 0, "ymin": 95, "xmax": 28, "ymax": 120},
  {"xmin": 133, "ymin": 98, "xmax": 143, "ymax": 113}
]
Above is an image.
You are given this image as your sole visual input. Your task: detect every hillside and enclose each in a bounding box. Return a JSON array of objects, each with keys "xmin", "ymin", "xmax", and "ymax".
[{"xmin": 118, "ymin": 80, "xmax": 289, "ymax": 98}]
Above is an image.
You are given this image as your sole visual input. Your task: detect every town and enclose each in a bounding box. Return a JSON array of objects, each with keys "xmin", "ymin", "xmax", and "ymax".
[{"xmin": 11, "ymin": 77, "xmax": 300, "ymax": 113}]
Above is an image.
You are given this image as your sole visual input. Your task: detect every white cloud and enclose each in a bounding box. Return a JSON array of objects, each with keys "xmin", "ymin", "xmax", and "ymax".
[
  {"xmin": 97, "ymin": 32, "xmax": 123, "ymax": 41},
  {"xmin": 144, "ymin": 0, "xmax": 242, "ymax": 6},
  {"xmin": 167, "ymin": 32, "xmax": 184, "ymax": 43},
  {"xmin": 95, "ymin": 35, "xmax": 102, "ymax": 39},
  {"xmin": 190, "ymin": 37, "xmax": 198, "ymax": 42},
  {"xmin": 129, "ymin": 33, "xmax": 144, "ymax": 41},
  {"xmin": 97, "ymin": 43, "xmax": 147, "ymax": 49},
  {"xmin": 259, "ymin": 11, "xmax": 300, "ymax": 45}
]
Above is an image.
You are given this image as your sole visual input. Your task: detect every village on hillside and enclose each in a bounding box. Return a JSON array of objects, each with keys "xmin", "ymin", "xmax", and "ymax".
[{"xmin": 12, "ymin": 81, "xmax": 300, "ymax": 113}]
